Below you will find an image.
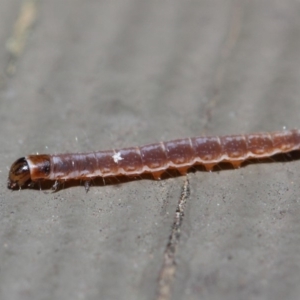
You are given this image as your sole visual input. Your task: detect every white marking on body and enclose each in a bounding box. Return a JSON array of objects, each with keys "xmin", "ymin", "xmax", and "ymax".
[{"xmin": 112, "ymin": 152, "xmax": 123, "ymax": 163}]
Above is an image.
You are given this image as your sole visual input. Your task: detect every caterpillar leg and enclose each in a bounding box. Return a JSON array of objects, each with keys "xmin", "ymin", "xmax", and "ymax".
[
  {"xmin": 52, "ymin": 180, "xmax": 61, "ymax": 192},
  {"xmin": 84, "ymin": 180, "xmax": 91, "ymax": 193}
]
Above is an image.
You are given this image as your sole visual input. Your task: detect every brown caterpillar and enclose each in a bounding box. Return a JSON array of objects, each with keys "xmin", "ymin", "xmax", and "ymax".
[{"xmin": 7, "ymin": 129, "xmax": 300, "ymax": 191}]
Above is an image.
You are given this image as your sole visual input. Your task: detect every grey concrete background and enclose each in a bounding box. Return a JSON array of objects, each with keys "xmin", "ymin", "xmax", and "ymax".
[{"xmin": 1, "ymin": 0, "xmax": 300, "ymax": 299}]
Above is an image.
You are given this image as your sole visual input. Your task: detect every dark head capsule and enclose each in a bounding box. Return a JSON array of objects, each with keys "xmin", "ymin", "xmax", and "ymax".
[{"xmin": 7, "ymin": 157, "xmax": 31, "ymax": 189}]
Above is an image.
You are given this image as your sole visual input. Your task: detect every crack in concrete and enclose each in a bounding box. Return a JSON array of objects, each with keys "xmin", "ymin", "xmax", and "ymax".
[
  {"xmin": 203, "ymin": 0, "xmax": 244, "ymax": 131},
  {"xmin": 156, "ymin": 177, "xmax": 190, "ymax": 300},
  {"xmin": 5, "ymin": 0, "xmax": 40, "ymax": 75}
]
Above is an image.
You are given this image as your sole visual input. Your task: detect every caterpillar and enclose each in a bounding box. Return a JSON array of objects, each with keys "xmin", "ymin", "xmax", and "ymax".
[{"xmin": 7, "ymin": 129, "xmax": 300, "ymax": 191}]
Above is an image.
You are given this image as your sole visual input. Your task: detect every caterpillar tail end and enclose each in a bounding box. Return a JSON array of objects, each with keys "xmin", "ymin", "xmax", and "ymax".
[{"xmin": 7, "ymin": 157, "xmax": 31, "ymax": 189}]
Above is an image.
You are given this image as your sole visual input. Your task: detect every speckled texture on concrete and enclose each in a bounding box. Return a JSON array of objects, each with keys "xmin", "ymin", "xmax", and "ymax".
[{"xmin": 1, "ymin": 1, "xmax": 300, "ymax": 300}]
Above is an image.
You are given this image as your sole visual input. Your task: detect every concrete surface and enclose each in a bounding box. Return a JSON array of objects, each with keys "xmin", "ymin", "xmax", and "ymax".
[{"xmin": 1, "ymin": 0, "xmax": 300, "ymax": 299}]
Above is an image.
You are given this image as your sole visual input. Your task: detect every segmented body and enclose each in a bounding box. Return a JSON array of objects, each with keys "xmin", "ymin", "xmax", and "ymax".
[{"xmin": 7, "ymin": 129, "xmax": 300, "ymax": 190}]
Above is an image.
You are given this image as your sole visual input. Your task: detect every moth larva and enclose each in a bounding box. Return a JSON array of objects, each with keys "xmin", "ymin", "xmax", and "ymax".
[{"xmin": 7, "ymin": 129, "xmax": 300, "ymax": 191}]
